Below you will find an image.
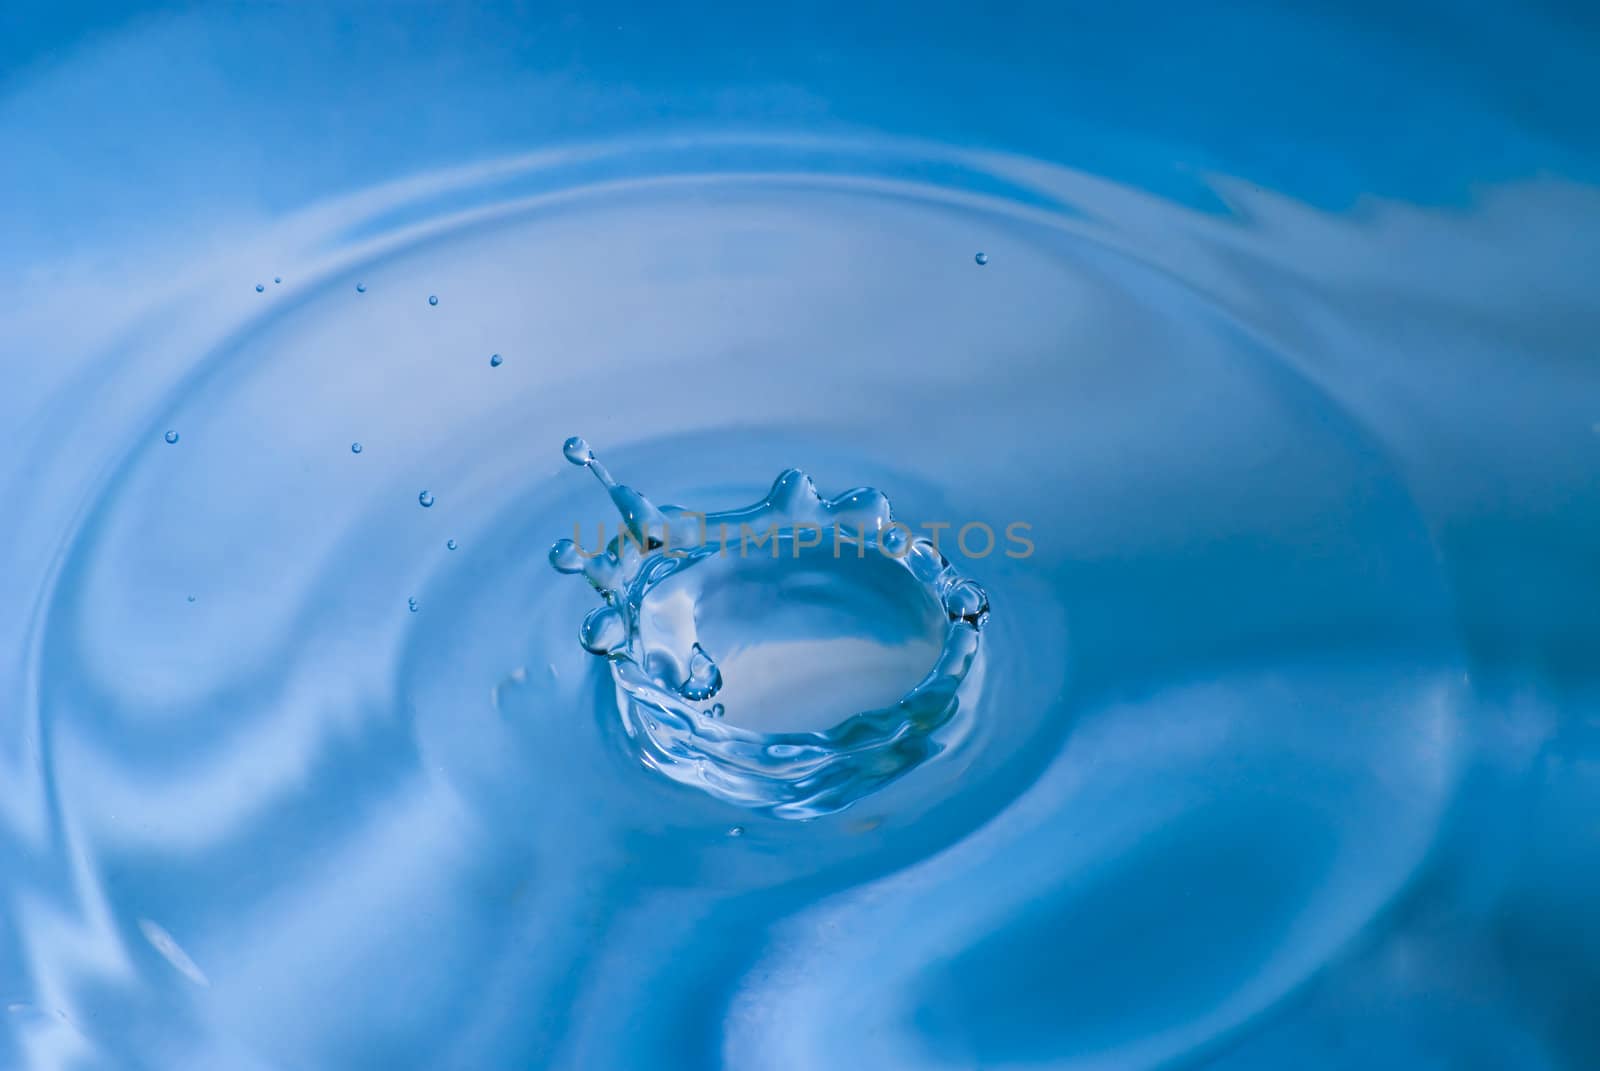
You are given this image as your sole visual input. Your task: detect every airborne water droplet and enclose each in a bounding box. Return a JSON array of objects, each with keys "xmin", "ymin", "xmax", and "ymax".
[
  {"xmin": 350, "ymin": 442, "xmax": 362, "ymax": 454},
  {"xmin": 728, "ymin": 826, "xmax": 744, "ymax": 838},
  {"xmin": 446, "ymin": 539, "xmax": 458, "ymax": 551},
  {"xmin": 254, "ymin": 283, "xmax": 264, "ymax": 292},
  {"xmin": 273, "ymin": 276, "xmax": 281, "ymax": 285},
  {"xmin": 407, "ymin": 597, "xmax": 420, "ymax": 613},
  {"xmin": 975, "ymin": 251, "xmax": 989, "ymax": 265},
  {"xmin": 355, "ymin": 283, "xmax": 366, "ymax": 293},
  {"xmin": 427, "ymin": 294, "xmax": 439, "ymax": 306},
  {"xmin": 489, "ymin": 353, "xmax": 503, "ymax": 367},
  {"xmin": 418, "ymin": 490, "xmax": 434, "ymax": 508},
  {"xmin": 164, "ymin": 430, "xmax": 179, "ymax": 444}
]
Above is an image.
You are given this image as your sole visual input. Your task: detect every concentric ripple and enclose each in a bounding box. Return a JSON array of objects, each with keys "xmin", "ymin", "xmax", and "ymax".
[{"xmin": 2, "ymin": 125, "xmax": 1596, "ymax": 1071}]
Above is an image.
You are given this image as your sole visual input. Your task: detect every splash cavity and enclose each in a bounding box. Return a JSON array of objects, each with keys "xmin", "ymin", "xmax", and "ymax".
[{"xmin": 548, "ymin": 437, "xmax": 989, "ymax": 817}]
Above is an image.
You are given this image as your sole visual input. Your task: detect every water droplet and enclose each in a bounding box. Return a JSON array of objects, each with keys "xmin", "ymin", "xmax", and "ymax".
[
  {"xmin": 273, "ymin": 276, "xmax": 282, "ymax": 285},
  {"xmin": 355, "ymin": 283, "xmax": 366, "ymax": 293},
  {"xmin": 489, "ymin": 353, "xmax": 503, "ymax": 367},
  {"xmin": 908, "ymin": 539, "xmax": 945, "ymax": 581},
  {"xmin": 942, "ymin": 578, "xmax": 989, "ymax": 623},
  {"xmin": 975, "ymin": 252, "xmax": 989, "ymax": 265},
  {"xmin": 418, "ymin": 490, "xmax": 434, "ymax": 508},
  {"xmin": 350, "ymin": 442, "xmax": 362, "ymax": 454},
  {"xmin": 407, "ymin": 597, "xmax": 420, "ymax": 613},
  {"xmin": 254, "ymin": 283, "xmax": 264, "ymax": 292},
  {"xmin": 186, "ymin": 594, "xmax": 196, "ymax": 603},
  {"xmin": 548, "ymin": 539, "xmax": 585, "ymax": 573},
  {"xmin": 727, "ymin": 826, "xmax": 745, "ymax": 838},
  {"xmin": 879, "ymin": 525, "xmax": 911, "ymax": 558},
  {"xmin": 678, "ymin": 642, "xmax": 723, "ymax": 701},
  {"xmin": 164, "ymin": 430, "xmax": 179, "ymax": 444},
  {"xmin": 427, "ymin": 294, "xmax": 439, "ymax": 306},
  {"xmin": 562, "ymin": 436, "xmax": 593, "ymax": 466},
  {"xmin": 579, "ymin": 605, "xmax": 626, "ymax": 654},
  {"xmin": 446, "ymin": 539, "xmax": 458, "ymax": 551}
]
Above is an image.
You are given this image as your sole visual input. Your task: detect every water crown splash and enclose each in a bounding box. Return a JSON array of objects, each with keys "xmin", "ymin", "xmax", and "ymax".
[{"xmin": 548, "ymin": 437, "xmax": 990, "ymax": 818}]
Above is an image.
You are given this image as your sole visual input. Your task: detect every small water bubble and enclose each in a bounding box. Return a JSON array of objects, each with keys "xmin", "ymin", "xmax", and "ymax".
[
  {"xmin": 355, "ymin": 283, "xmax": 367, "ymax": 293},
  {"xmin": 489, "ymin": 353, "xmax": 503, "ymax": 367},
  {"xmin": 418, "ymin": 490, "xmax": 435, "ymax": 508},
  {"xmin": 350, "ymin": 442, "xmax": 363, "ymax": 454},
  {"xmin": 727, "ymin": 826, "xmax": 745, "ymax": 838},
  {"xmin": 975, "ymin": 251, "xmax": 989, "ymax": 266},
  {"xmin": 562, "ymin": 436, "xmax": 593, "ymax": 466},
  {"xmin": 408, "ymin": 597, "xmax": 420, "ymax": 613},
  {"xmin": 254, "ymin": 283, "xmax": 264, "ymax": 292},
  {"xmin": 446, "ymin": 539, "xmax": 458, "ymax": 551},
  {"xmin": 427, "ymin": 294, "xmax": 439, "ymax": 307},
  {"xmin": 163, "ymin": 430, "xmax": 179, "ymax": 444}
]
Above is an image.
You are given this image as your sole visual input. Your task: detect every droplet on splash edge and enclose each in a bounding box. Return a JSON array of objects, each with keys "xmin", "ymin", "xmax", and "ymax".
[
  {"xmin": 548, "ymin": 539, "xmax": 584, "ymax": 573},
  {"xmin": 562, "ymin": 436, "xmax": 593, "ymax": 466}
]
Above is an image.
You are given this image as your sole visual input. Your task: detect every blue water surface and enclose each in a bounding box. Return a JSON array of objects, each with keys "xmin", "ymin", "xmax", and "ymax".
[{"xmin": 2, "ymin": 3, "xmax": 1598, "ymax": 1069}]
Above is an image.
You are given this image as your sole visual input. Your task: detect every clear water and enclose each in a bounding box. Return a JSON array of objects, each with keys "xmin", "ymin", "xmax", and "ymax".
[
  {"xmin": 549, "ymin": 437, "xmax": 989, "ymax": 817},
  {"xmin": 3, "ymin": 5, "xmax": 1599, "ymax": 1070}
]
